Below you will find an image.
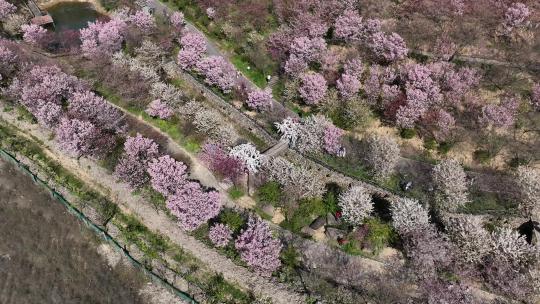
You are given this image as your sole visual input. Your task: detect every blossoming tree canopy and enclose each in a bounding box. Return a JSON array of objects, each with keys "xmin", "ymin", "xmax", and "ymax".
[
  {"xmin": 229, "ymin": 143, "xmax": 262, "ymax": 173},
  {"xmin": 166, "ymin": 181, "xmax": 221, "ymax": 231},
  {"xmin": 235, "ymin": 216, "xmax": 282, "ymax": 275},
  {"xmin": 147, "ymin": 155, "xmax": 188, "ymax": 197}
]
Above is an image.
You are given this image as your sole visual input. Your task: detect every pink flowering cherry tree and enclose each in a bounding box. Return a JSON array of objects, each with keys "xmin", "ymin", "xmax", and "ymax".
[
  {"xmin": 503, "ymin": 3, "xmax": 530, "ymax": 33},
  {"xmin": 195, "ymin": 56, "xmax": 236, "ymax": 93},
  {"xmin": 199, "ymin": 143, "xmax": 245, "ymax": 182},
  {"xmin": 369, "ymin": 32, "xmax": 408, "ymax": 63},
  {"xmin": 0, "ymin": 42, "xmax": 18, "ymax": 78},
  {"xmin": 55, "ymin": 118, "xmax": 101, "ymax": 158},
  {"xmin": 147, "ymin": 155, "xmax": 188, "ymax": 196},
  {"xmin": 479, "ymin": 96, "xmax": 519, "ymax": 129},
  {"xmin": 115, "ymin": 133, "xmax": 159, "ymax": 189},
  {"xmin": 21, "ymin": 24, "xmax": 47, "ymax": 47},
  {"xmin": 336, "ymin": 73, "xmax": 361, "ymax": 100},
  {"xmin": 80, "ymin": 19, "xmax": 127, "ymax": 58},
  {"xmin": 290, "ymin": 36, "xmax": 326, "ymax": 63},
  {"xmin": 8, "ymin": 65, "xmax": 82, "ymax": 107},
  {"xmin": 324, "ymin": 124, "xmax": 345, "ymax": 157},
  {"xmin": 209, "ymin": 223, "xmax": 233, "ymax": 247},
  {"xmin": 68, "ymin": 91, "xmax": 124, "ymax": 133},
  {"xmin": 177, "ymin": 31, "xmax": 207, "ymax": 70},
  {"xmin": 145, "ymin": 99, "xmax": 174, "ymax": 119},
  {"xmin": 298, "ymin": 72, "xmax": 327, "ymax": 105},
  {"xmin": 128, "ymin": 10, "xmax": 155, "ymax": 34},
  {"xmin": 246, "ymin": 88, "xmax": 273, "ymax": 111},
  {"xmin": 334, "ymin": 10, "xmax": 381, "ymax": 43},
  {"xmin": 170, "ymin": 11, "xmax": 185, "ymax": 30},
  {"xmin": 284, "ymin": 54, "xmax": 308, "ymax": 77},
  {"xmin": 334, "ymin": 9, "xmax": 363, "ymax": 42},
  {"xmin": 0, "ymin": 0, "xmax": 16, "ymax": 20},
  {"xmin": 166, "ymin": 181, "xmax": 221, "ymax": 231},
  {"xmin": 34, "ymin": 101, "xmax": 63, "ymax": 128},
  {"xmin": 235, "ymin": 216, "xmax": 282, "ymax": 275}
]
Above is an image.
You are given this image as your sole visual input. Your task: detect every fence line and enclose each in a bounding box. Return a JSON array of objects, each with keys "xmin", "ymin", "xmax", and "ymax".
[{"xmin": 0, "ymin": 148, "xmax": 197, "ymax": 304}]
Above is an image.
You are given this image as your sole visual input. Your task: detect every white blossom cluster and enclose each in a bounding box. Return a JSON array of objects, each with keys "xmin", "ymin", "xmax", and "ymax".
[
  {"xmin": 338, "ymin": 186, "xmax": 373, "ymax": 226},
  {"xmin": 112, "ymin": 51, "xmax": 160, "ymax": 83},
  {"xmin": 364, "ymin": 134, "xmax": 400, "ymax": 180},
  {"xmin": 431, "ymin": 159, "xmax": 469, "ymax": 212},
  {"xmin": 391, "ymin": 197, "xmax": 430, "ymax": 235},
  {"xmin": 150, "ymin": 82, "xmax": 183, "ymax": 107},
  {"xmin": 491, "ymin": 228, "xmax": 538, "ymax": 267},
  {"xmin": 135, "ymin": 40, "xmax": 165, "ymax": 67},
  {"xmin": 516, "ymin": 165, "xmax": 540, "ymax": 219},
  {"xmin": 263, "ymin": 156, "xmax": 326, "ymax": 199},
  {"xmin": 275, "ymin": 117, "xmax": 300, "ymax": 147},
  {"xmin": 193, "ymin": 109, "xmax": 238, "ymax": 145},
  {"xmin": 229, "ymin": 143, "xmax": 262, "ymax": 173},
  {"xmin": 447, "ymin": 216, "xmax": 491, "ymax": 264},
  {"xmin": 275, "ymin": 114, "xmax": 332, "ymax": 154}
]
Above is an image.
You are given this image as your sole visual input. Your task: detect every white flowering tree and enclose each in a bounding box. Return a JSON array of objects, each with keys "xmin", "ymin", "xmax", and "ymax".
[
  {"xmin": 338, "ymin": 186, "xmax": 373, "ymax": 226},
  {"xmin": 275, "ymin": 115, "xmax": 344, "ymax": 156},
  {"xmin": 515, "ymin": 165, "xmax": 540, "ymax": 220},
  {"xmin": 431, "ymin": 159, "xmax": 469, "ymax": 213},
  {"xmin": 229, "ymin": 143, "xmax": 262, "ymax": 173},
  {"xmin": 391, "ymin": 197, "xmax": 430, "ymax": 235},
  {"xmin": 490, "ymin": 227, "xmax": 538, "ymax": 267},
  {"xmin": 364, "ymin": 134, "xmax": 400, "ymax": 180},
  {"xmin": 447, "ymin": 216, "xmax": 491, "ymax": 264},
  {"xmin": 263, "ymin": 156, "xmax": 326, "ymax": 199},
  {"xmin": 275, "ymin": 117, "xmax": 301, "ymax": 147}
]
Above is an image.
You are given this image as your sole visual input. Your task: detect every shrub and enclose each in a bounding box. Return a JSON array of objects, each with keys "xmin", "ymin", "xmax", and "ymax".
[
  {"xmin": 219, "ymin": 209, "xmax": 245, "ymax": 233},
  {"xmin": 363, "ymin": 218, "xmax": 396, "ymax": 254},
  {"xmin": 400, "ymin": 128, "xmax": 416, "ymax": 139},
  {"xmin": 283, "ymin": 198, "xmax": 325, "ymax": 232},
  {"xmin": 235, "ymin": 216, "xmax": 282, "ymax": 275},
  {"xmin": 209, "ymin": 223, "xmax": 233, "ymax": 248},
  {"xmin": 424, "ymin": 138, "xmax": 437, "ymax": 150},
  {"xmin": 437, "ymin": 141, "xmax": 453, "ymax": 154},
  {"xmin": 256, "ymin": 181, "xmax": 282, "ymax": 205},
  {"xmin": 228, "ymin": 186, "xmax": 244, "ymax": 200}
]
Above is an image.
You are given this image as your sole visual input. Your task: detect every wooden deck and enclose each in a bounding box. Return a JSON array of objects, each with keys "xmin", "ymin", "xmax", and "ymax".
[
  {"xmin": 27, "ymin": 0, "xmax": 54, "ymax": 27},
  {"xmin": 27, "ymin": 0, "xmax": 43, "ymax": 16},
  {"xmin": 31, "ymin": 15, "xmax": 53, "ymax": 26}
]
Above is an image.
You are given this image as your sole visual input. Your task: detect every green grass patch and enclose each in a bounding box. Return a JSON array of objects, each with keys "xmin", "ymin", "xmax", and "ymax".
[
  {"xmin": 399, "ymin": 128, "xmax": 416, "ymax": 139},
  {"xmin": 255, "ymin": 181, "xmax": 282, "ymax": 205},
  {"xmin": 437, "ymin": 141, "xmax": 454, "ymax": 154},
  {"xmin": 227, "ymin": 186, "xmax": 244, "ymax": 200},
  {"xmin": 15, "ymin": 106, "xmax": 37, "ymax": 124},
  {"xmin": 218, "ymin": 209, "xmax": 246, "ymax": 233},
  {"xmin": 363, "ymin": 218, "xmax": 396, "ymax": 254},
  {"xmin": 319, "ymin": 154, "xmax": 371, "ymax": 181},
  {"xmin": 281, "ymin": 198, "xmax": 326, "ymax": 233},
  {"xmin": 461, "ymin": 191, "xmax": 517, "ymax": 216},
  {"xmin": 341, "ymin": 240, "xmax": 363, "ymax": 256},
  {"xmin": 231, "ymin": 55, "xmax": 267, "ymax": 88}
]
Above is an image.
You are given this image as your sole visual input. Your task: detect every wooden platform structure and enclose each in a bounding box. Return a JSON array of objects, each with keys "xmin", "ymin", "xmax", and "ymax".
[{"xmin": 27, "ymin": 0, "xmax": 54, "ymax": 28}]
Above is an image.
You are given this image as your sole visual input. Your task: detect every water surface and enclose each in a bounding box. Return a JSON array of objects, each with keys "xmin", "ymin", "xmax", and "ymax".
[{"xmin": 48, "ymin": 2, "xmax": 104, "ymax": 31}]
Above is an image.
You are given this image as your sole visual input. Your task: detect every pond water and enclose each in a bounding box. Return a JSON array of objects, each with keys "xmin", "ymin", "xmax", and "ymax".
[{"xmin": 48, "ymin": 2, "xmax": 104, "ymax": 31}]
